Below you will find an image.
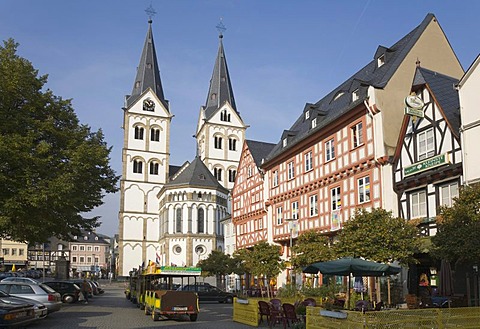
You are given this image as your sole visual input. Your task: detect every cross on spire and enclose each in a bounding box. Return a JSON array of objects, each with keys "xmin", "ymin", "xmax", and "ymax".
[
  {"xmin": 145, "ymin": 4, "xmax": 156, "ymax": 22},
  {"xmin": 216, "ymin": 18, "xmax": 226, "ymax": 38}
]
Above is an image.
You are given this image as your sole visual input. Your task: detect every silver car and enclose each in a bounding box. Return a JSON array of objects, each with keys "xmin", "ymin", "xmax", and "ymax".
[
  {"xmin": 1, "ymin": 277, "xmax": 40, "ymax": 284},
  {"xmin": 0, "ymin": 290, "xmax": 48, "ymax": 319},
  {"xmin": 0, "ymin": 282, "xmax": 62, "ymax": 313}
]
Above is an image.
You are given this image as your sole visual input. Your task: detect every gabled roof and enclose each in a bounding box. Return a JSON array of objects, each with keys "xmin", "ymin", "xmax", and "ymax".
[
  {"xmin": 203, "ymin": 35, "xmax": 238, "ymax": 120},
  {"xmin": 413, "ymin": 67, "xmax": 460, "ymax": 134},
  {"xmin": 263, "ymin": 13, "xmax": 437, "ymax": 165},
  {"xmin": 126, "ymin": 19, "xmax": 168, "ymax": 109},
  {"xmin": 457, "ymin": 53, "xmax": 480, "ymax": 88},
  {"xmin": 164, "ymin": 157, "xmax": 227, "ymax": 192},
  {"xmin": 246, "ymin": 140, "xmax": 276, "ymax": 167},
  {"xmin": 169, "ymin": 165, "xmax": 182, "ymax": 178},
  {"xmin": 393, "ymin": 66, "xmax": 460, "ymax": 163}
]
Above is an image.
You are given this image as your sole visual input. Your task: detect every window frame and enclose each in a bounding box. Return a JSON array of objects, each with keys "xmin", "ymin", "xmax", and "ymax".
[
  {"xmin": 358, "ymin": 176, "xmax": 371, "ymax": 204},
  {"xmin": 150, "ymin": 128, "xmax": 160, "ymax": 142},
  {"xmin": 214, "ymin": 136, "xmax": 223, "ymax": 149},
  {"xmin": 276, "ymin": 206, "xmax": 283, "ymax": 225},
  {"xmin": 287, "ymin": 161, "xmax": 295, "ymax": 180},
  {"xmin": 134, "ymin": 126, "xmax": 144, "ymax": 140},
  {"xmin": 352, "ymin": 122, "xmax": 364, "ymax": 148},
  {"xmin": 410, "ymin": 189, "xmax": 427, "ymax": 219},
  {"xmin": 305, "ymin": 151, "xmax": 313, "ymax": 172},
  {"xmin": 417, "ymin": 128, "xmax": 435, "ymax": 161},
  {"xmin": 309, "ymin": 194, "xmax": 318, "ymax": 217},
  {"xmin": 291, "ymin": 201, "xmax": 299, "ymax": 220},
  {"xmin": 331, "ymin": 186, "xmax": 341, "ymax": 211},
  {"xmin": 273, "ymin": 170, "xmax": 279, "ymax": 187},
  {"xmin": 439, "ymin": 181, "xmax": 459, "ymax": 207},
  {"xmin": 325, "ymin": 139, "xmax": 335, "ymax": 162}
]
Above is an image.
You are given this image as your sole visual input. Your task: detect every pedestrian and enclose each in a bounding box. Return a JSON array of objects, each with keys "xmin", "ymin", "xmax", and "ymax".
[{"xmin": 81, "ymin": 278, "xmax": 90, "ymax": 304}]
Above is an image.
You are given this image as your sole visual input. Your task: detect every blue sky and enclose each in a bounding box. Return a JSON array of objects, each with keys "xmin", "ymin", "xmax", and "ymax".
[{"xmin": 1, "ymin": 1, "xmax": 479, "ymax": 237}]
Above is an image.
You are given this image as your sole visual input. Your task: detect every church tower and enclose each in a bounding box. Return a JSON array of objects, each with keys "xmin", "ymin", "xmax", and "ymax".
[
  {"xmin": 195, "ymin": 25, "xmax": 247, "ymax": 191},
  {"xmin": 118, "ymin": 18, "xmax": 172, "ymax": 276}
]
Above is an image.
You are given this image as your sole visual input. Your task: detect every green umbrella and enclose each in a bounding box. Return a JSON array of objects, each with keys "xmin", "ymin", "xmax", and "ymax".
[{"xmin": 303, "ymin": 257, "xmax": 400, "ymax": 277}]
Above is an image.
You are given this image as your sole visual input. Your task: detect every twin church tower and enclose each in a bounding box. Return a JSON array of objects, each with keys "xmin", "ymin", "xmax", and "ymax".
[{"xmin": 118, "ymin": 18, "xmax": 247, "ymax": 276}]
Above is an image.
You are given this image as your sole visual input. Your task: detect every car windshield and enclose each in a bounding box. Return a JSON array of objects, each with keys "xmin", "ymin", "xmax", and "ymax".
[
  {"xmin": 0, "ymin": 291, "xmax": 8, "ymax": 297},
  {"xmin": 73, "ymin": 283, "xmax": 80, "ymax": 290},
  {"xmin": 39, "ymin": 284, "xmax": 56, "ymax": 293}
]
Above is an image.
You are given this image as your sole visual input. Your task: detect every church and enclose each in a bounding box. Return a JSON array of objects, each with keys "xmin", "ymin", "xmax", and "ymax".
[{"xmin": 117, "ymin": 18, "xmax": 247, "ymax": 277}]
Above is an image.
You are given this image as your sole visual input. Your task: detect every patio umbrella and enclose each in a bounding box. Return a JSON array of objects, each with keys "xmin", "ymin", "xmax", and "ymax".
[
  {"xmin": 439, "ymin": 259, "xmax": 454, "ymax": 297},
  {"xmin": 303, "ymin": 257, "xmax": 401, "ymax": 308},
  {"xmin": 11, "ymin": 264, "xmax": 16, "ymax": 272},
  {"xmin": 303, "ymin": 257, "xmax": 401, "ymax": 277}
]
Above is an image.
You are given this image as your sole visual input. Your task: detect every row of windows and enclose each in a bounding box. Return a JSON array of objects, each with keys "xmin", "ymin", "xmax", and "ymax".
[
  {"xmin": 175, "ymin": 208, "xmax": 206, "ymax": 233},
  {"xmin": 409, "ymin": 181, "xmax": 458, "ymax": 219},
  {"xmin": 275, "ymin": 122, "xmax": 365, "ymax": 185},
  {"xmin": 134, "ymin": 127, "xmax": 161, "ymax": 142},
  {"xmin": 214, "ymin": 136, "xmax": 238, "ymax": 151},
  {"xmin": 72, "ymin": 256, "xmax": 99, "ymax": 263},
  {"xmin": 133, "ymin": 160, "xmax": 160, "ymax": 175},
  {"xmin": 1, "ymin": 248, "xmax": 25, "ymax": 256},
  {"xmin": 274, "ymin": 176, "xmax": 371, "ymax": 224},
  {"xmin": 71, "ymin": 245, "xmax": 101, "ymax": 252},
  {"xmin": 213, "ymin": 168, "xmax": 236, "ymax": 182}
]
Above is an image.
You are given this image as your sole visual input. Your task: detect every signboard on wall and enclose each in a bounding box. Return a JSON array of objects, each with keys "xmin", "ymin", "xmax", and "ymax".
[
  {"xmin": 404, "ymin": 153, "xmax": 450, "ymax": 177},
  {"xmin": 331, "ymin": 211, "xmax": 341, "ymax": 231}
]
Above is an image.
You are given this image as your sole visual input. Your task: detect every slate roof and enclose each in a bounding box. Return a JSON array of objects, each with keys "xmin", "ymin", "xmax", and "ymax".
[
  {"xmin": 246, "ymin": 140, "xmax": 276, "ymax": 167},
  {"xmin": 203, "ymin": 35, "xmax": 238, "ymax": 120},
  {"xmin": 413, "ymin": 67, "xmax": 460, "ymax": 134},
  {"xmin": 71, "ymin": 230, "xmax": 109, "ymax": 245},
  {"xmin": 164, "ymin": 157, "xmax": 227, "ymax": 192},
  {"xmin": 169, "ymin": 165, "xmax": 182, "ymax": 178},
  {"xmin": 263, "ymin": 13, "xmax": 436, "ymax": 164},
  {"xmin": 126, "ymin": 19, "xmax": 168, "ymax": 109}
]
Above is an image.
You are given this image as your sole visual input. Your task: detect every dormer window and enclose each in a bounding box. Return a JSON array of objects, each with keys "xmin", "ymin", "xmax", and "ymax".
[
  {"xmin": 377, "ymin": 54, "xmax": 385, "ymax": 67},
  {"xmin": 211, "ymin": 93, "xmax": 217, "ymax": 100},
  {"xmin": 333, "ymin": 91, "xmax": 345, "ymax": 101},
  {"xmin": 283, "ymin": 138, "xmax": 287, "ymax": 147},
  {"xmin": 305, "ymin": 111, "xmax": 310, "ymax": 120},
  {"xmin": 352, "ymin": 89, "xmax": 360, "ymax": 102},
  {"xmin": 311, "ymin": 118, "xmax": 317, "ymax": 129},
  {"xmin": 95, "ymin": 237, "xmax": 98, "ymax": 241},
  {"xmin": 84, "ymin": 236, "xmax": 88, "ymax": 240}
]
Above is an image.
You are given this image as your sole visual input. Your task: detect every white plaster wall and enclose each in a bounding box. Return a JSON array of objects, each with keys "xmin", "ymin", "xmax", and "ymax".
[
  {"xmin": 122, "ymin": 215, "xmax": 143, "ymax": 240},
  {"xmin": 122, "ymin": 243, "xmax": 142, "ymax": 275}
]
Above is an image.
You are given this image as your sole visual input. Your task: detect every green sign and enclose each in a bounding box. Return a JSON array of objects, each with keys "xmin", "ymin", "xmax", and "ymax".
[
  {"xmin": 405, "ymin": 107, "xmax": 424, "ymax": 118},
  {"xmin": 159, "ymin": 266, "xmax": 202, "ymax": 276},
  {"xmin": 404, "ymin": 153, "xmax": 449, "ymax": 176}
]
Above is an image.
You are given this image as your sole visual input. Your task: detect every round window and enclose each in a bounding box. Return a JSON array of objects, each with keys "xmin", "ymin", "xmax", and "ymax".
[
  {"xmin": 195, "ymin": 245, "xmax": 205, "ymax": 255},
  {"xmin": 173, "ymin": 245, "xmax": 182, "ymax": 255}
]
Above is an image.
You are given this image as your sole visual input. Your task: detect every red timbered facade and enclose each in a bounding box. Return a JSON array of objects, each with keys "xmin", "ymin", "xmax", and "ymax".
[{"xmin": 232, "ymin": 140, "xmax": 275, "ymax": 249}]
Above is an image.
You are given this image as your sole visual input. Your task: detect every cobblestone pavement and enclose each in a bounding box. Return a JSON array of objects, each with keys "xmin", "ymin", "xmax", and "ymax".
[{"xmin": 27, "ymin": 281, "xmax": 259, "ymax": 329}]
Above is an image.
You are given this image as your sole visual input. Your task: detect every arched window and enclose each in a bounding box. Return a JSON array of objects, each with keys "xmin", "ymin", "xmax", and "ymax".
[
  {"xmin": 228, "ymin": 169, "xmax": 236, "ymax": 182},
  {"xmin": 149, "ymin": 162, "xmax": 159, "ymax": 175},
  {"xmin": 220, "ymin": 109, "xmax": 231, "ymax": 122},
  {"xmin": 214, "ymin": 168, "xmax": 222, "ymax": 181},
  {"xmin": 150, "ymin": 128, "xmax": 160, "ymax": 142},
  {"xmin": 229, "ymin": 138, "xmax": 237, "ymax": 151},
  {"xmin": 134, "ymin": 126, "xmax": 144, "ymax": 140},
  {"xmin": 133, "ymin": 160, "xmax": 143, "ymax": 173},
  {"xmin": 214, "ymin": 136, "xmax": 223, "ymax": 149},
  {"xmin": 176, "ymin": 208, "xmax": 182, "ymax": 233},
  {"xmin": 198, "ymin": 208, "xmax": 205, "ymax": 233}
]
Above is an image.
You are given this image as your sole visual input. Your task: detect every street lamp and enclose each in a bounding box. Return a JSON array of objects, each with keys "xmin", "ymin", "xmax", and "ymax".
[{"xmin": 285, "ymin": 218, "xmax": 298, "ymax": 286}]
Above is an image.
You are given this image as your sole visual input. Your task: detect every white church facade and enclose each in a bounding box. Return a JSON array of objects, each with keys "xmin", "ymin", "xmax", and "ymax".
[{"xmin": 118, "ymin": 19, "xmax": 246, "ymax": 276}]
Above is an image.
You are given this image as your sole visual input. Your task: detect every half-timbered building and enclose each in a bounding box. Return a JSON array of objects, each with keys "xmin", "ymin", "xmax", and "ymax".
[
  {"xmin": 232, "ymin": 140, "xmax": 276, "ymax": 249},
  {"xmin": 392, "ymin": 66, "xmax": 461, "ymax": 295},
  {"xmin": 232, "ymin": 13, "xmax": 464, "ymax": 286}
]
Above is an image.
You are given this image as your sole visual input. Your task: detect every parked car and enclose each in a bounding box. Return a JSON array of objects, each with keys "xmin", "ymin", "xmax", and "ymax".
[
  {"xmin": 68, "ymin": 280, "xmax": 94, "ymax": 298},
  {"xmin": 177, "ymin": 283, "xmax": 235, "ymax": 303},
  {"xmin": 0, "ymin": 282, "xmax": 62, "ymax": 313},
  {"xmin": 1, "ymin": 277, "xmax": 40, "ymax": 284},
  {"xmin": 0, "ymin": 300, "xmax": 36, "ymax": 327},
  {"xmin": 91, "ymin": 281, "xmax": 104, "ymax": 294},
  {"xmin": 0, "ymin": 290, "xmax": 48, "ymax": 319},
  {"xmin": 42, "ymin": 281, "xmax": 81, "ymax": 303}
]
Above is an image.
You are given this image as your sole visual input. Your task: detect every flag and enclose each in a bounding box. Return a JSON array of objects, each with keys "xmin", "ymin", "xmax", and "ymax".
[{"xmin": 156, "ymin": 252, "xmax": 161, "ymax": 265}]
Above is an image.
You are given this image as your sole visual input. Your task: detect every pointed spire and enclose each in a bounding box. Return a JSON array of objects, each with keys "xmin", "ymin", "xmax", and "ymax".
[
  {"xmin": 203, "ymin": 20, "xmax": 238, "ymax": 119},
  {"xmin": 127, "ymin": 16, "xmax": 167, "ymax": 109}
]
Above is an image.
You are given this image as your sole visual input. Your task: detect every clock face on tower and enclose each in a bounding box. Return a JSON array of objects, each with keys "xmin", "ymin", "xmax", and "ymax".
[{"xmin": 143, "ymin": 98, "xmax": 155, "ymax": 111}]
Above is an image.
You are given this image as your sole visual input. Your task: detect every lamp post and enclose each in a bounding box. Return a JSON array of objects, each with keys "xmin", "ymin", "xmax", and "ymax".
[{"xmin": 285, "ymin": 218, "xmax": 298, "ymax": 286}]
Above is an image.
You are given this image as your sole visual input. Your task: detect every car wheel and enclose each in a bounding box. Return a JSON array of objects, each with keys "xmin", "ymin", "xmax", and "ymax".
[
  {"xmin": 152, "ymin": 310, "xmax": 159, "ymax": 321},
  {"xmin": 189, "ymin": 314, "xmax": 198, "ymax": 322},
  {"xmin": 225, "ymin": 296, "xmax": 233, "ymax": 304},
  {"xmin": 63, "ymin": 295, "xmax": 75, "ymax": 303}
]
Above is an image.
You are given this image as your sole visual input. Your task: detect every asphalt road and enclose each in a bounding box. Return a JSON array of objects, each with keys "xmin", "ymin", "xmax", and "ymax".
[{"xmin": 27, "ymin": 282, "xmax": 258, "ymax": 329}]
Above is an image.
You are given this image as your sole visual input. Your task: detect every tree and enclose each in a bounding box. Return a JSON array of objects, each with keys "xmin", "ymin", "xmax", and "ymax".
[
  {"xmin": 0, "ymin": 39, "xmax": 118, "ymax": 243},
  {"xmin": 291, "ymin": 229, "xmax": 334, "ymax": 270},
  {"xmin": 235, "ymin": 241, "xmax": 285, "ymax": 298},
  {"xmin": 334, "ymin": 208, "xmax": 420, "ymax": 266},
  {"xmin": 197, "ymin": 250, "xmax": 234, "ymax": 288},
  {"xmin": 432, "ymin": 183, "xmax": 480, "ymax": 264}
]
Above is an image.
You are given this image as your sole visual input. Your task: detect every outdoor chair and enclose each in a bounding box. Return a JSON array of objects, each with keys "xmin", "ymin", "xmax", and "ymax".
[
  {"xmin": 258, "ymin": 301, "xmax": 272, "ymax": 325},
  {"xmin": 282, "ymin": 303, "xmax": 301, "ymax": 327},
  {"xmin": 302, "ymin": 298, "xmax": 316, "ymax": 306}
]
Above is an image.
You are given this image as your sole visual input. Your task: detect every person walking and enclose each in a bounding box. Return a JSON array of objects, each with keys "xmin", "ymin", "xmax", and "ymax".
[{"xmin": 81, "ymin": 278, "xmax": 90, "ymax": 304}]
